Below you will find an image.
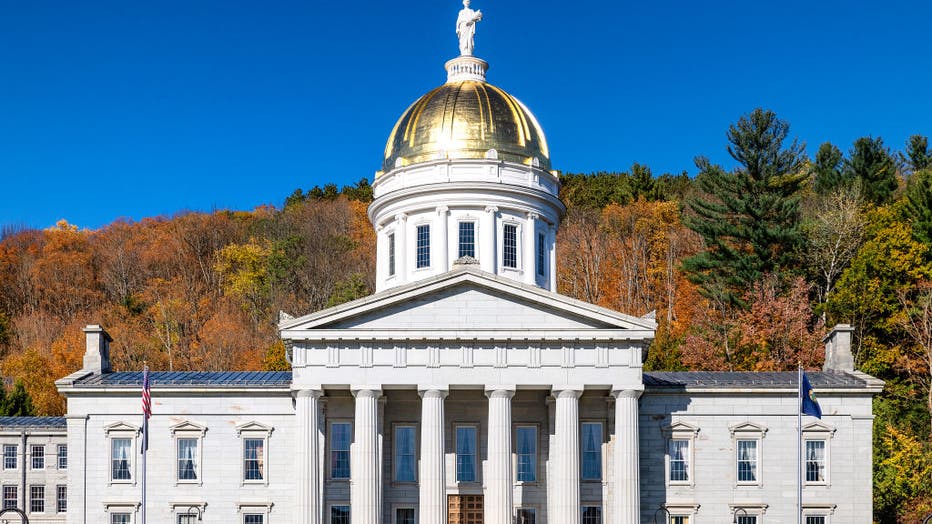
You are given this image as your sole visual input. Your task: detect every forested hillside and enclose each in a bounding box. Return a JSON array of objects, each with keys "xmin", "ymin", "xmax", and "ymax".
[{"xmin": 2, "ymin": 109, "xmax": 931, "ymax": 521}]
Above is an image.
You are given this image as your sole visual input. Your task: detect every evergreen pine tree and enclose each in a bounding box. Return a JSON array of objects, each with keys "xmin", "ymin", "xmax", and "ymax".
[
  {"xmin": 844, "ymin": 137, "xmax": 898, "ymax": 204},
  {"xmin": 682, "ymin": 108, "xmax": 807, "ymax": 308},
  {"xmin": 905, "ymin": 168, "xmax": 932, "ymax": 247},
  {"xmin": 812, "ymin": 142, "xmax": 850, "ymax": 194},
  {"xmin": 906, "ymin": 134, "xmax": 930, "ymax": 173},
  {"xmin": 3, "ymin": 380, "xmax": 33, "ymax": 417}
]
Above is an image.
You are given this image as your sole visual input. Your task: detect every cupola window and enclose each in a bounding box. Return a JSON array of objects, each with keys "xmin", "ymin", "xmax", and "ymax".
[
  {"xmin": 416, "ymin": 225, "xmax": 431, "ymax": 268},
  {"xmin": 388, "ymin": 232, "xmax": 396, "ymax": 276},
  {"xmin": 503, "ymin": 224, "xmax": 518, "ymax": 268},
  {"xmin": 458, "ymin": 222, "xmax": 476, "ymax": 258},
  {"xmin": 536, "ymin": 232, "xmax": 545, "ymax": 276}
]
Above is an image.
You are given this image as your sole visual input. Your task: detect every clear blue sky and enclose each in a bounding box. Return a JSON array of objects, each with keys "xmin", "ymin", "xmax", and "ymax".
[{"xmin": 2, "ymin": 0, "xmax": 930, "ymax": 230}]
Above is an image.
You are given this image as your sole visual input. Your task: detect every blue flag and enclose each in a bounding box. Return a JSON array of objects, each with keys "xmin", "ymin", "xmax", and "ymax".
[{"xmin": 801, "ymin": 372, "xmax": 822, "ymax": 419}]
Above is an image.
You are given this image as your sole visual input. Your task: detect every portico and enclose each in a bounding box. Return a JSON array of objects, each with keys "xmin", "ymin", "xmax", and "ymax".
[{"xmin": 281, "ymin": 267, "xmax": 655, "ymax": 524}]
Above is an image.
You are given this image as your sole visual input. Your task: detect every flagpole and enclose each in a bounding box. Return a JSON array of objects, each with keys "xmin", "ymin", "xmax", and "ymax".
[
  {"xmin": 797, "ymin": 363, "xmax": 803, "ymax": 524},
  {"xmin": 141, "ymin": 364, "xmax": 150, "ymax": 524}
]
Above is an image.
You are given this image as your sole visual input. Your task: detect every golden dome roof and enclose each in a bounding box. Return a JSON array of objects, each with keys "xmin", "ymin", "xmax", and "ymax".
[{"xmin": 382, "ymin": 79, "xmax": 550, "ymax": 174}]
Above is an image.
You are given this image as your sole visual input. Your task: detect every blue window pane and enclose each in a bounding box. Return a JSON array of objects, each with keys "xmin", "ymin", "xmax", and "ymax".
[
  {"xmin": 516, "ymin": 426, "xmax": 537, "ymax": 482},
  {"xmin": 536, "ymin": 232, "xmax": 545, "ymax": 276},
  {"xmin": 503, "ymin": 224, "xmax": 517, "ymax": 268},
  {"xmin": 456, "ymin": 426, "xmax": 476, "ymax": 482},
  {"xmin": 388, "ymin": 232, "xmax": 396, "ymax": 276},
  {"xmin": 332, "ymin": 423, "xmax": 352, "ymax": 479},
  {"xmin": 111, "ymin": 438, "xmax": 131, "ymax": 480},
  {"xmin": 244, "ymin": 438, "xmax": 265, "ymax": 480},
  {"xmin": 416, "ymin": 225, "xmax": 431, "ymax": 268},
  {"xmin": 459, "ymin": 222, "xmax": 475, "ymax": 258},
  {"xmin": 581, "ymin": 423, "xmax": 602, "ymax": 480},
  {"xmin": 395, "ymin": 426, "xmax": 416, "ymax": 482},
  {"xmin": 177, "ymin": 438, "xmax": 198, "ymax": 480},
  {"xmin": 737, "ymin": 440, "xmax": 757, "ymax": 482},
  {"xmin": 331, "ymin": 505, "xmax": 350, "ymax": 524}
]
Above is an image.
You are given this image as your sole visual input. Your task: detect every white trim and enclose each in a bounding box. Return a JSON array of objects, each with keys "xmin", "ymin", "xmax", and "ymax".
[{"xmin": 663, "ymin": 421, "xmax": 699, "ymax": 487}]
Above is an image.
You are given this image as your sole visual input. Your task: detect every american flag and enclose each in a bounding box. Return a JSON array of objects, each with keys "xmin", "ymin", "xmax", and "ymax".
[{"xmin": 141, "ymin": 365, "xmax": 151, "ymax": 453}]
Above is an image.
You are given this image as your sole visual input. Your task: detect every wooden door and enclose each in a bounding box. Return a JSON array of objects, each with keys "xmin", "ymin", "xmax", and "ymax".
[{"xmin": 448, "ymin": 494, "xmax": 483, "ymax": 524}]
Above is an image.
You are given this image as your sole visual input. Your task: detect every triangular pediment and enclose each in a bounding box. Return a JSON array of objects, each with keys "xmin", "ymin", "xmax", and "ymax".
[
  {"xmin": 104, "ymin": 421, "xmax": 139, "ymax": 434},
  {"xmin": 662, "ymin": 421, "xmax": 700, "ymax": 437},
  {"xmin": 170, "ymin": 421, "xmax": 207, "ymax": 435},
  {"xmin": 802, "ymin": 421, "xmax": 836, "ymax": 435},
  {"xmin": 728, "ymin": 421, "xmax": 768, "ymax": 437},
  {"xmin": 236, "ymin": 421, "xmax": 274, "ymax": 436},
  {"xmin": 280, "ymin": 267, "xmax": 655, "ymax": 335}
]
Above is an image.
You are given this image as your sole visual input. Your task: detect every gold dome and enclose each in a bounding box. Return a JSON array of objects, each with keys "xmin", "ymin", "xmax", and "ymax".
[{"xmin": 382, "ymin": 80, "xmax": 550, "ymax": 173}]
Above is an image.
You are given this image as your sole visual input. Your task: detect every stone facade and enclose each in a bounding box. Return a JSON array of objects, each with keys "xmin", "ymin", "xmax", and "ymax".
[{"xmin": 0, "ymin": 418, "xmax": 68, "ymax": 523}]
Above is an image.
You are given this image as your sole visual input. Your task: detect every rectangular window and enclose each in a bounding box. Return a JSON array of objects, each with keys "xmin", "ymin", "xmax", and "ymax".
[
  {"xmin": 2, "ymin": 486, "xmax": 16, "ymax": 510},
  {"xmin": 737, "ymin": 517, "xmax": 757, "ymax": 524},
  {"xmin": 536, "ymin": 232, "xmax": 545, "ymax": 276},
  {"xmin": 3, "ymin": 445, "xmax": 16, "ymax": 470},
  {"xmin": 805, "ymin": 440, "xmax": 826, "ymax": 483},
  {"xmin": 243, "ymin": 515, "xmax": 264, "ymax": 524},
  {"xmin": 395, "ymin": 508, "xmax": 415, "ymax": 524},
  {"xmin": 31, "ymin": 445, "xmax": 44, "ymax": 470},
  {"xmin": 111, "ymin": 438, "xmax": 132, "ymax": 481},
  {"xmin": 416, "ymin": 224, "xmax": 431, "ymax": 268},
  {"xmin": 331, "ymin": 423, "xmax": 352, "ymax": 479},
  {"xmin": 456, "ymin": 425, "xmax": 477, "ymax": 482},
  {"xmin": 737, "ymin": 439, "xmax": 758, "ymax": 483},
  {"xmin": 58, "ymin": 444, "xmax": 67, "ymax": 470},
  {"xmin": 503, "ymin": 224, "xmax": 518, "ymax": 268},
  {"xmin": 515, "ymin": 426, "xmax": 537, "ymax": 482},
  {"xmin": 516, "ymin": 508, "xmax": 536, "ymax": 524},
  {"xmin": 331, "ymin": 505, "xmax": 350, "ymax": 524},
  {"xmin": 30, "ymin": 485, "xmax": 44, "ymax": 513},
  {"xmin": 458, "ymin": 222, "xmax": 476, "ymax": 258},
  {"xmin": 244, "ymin": 438, "xmax": 265, "ymax": 481},
  {"xmin": 111, "ymin": 514, "xmax": 131, "ymax": 524},
  {"xmin": 388, "ymin": 232, "xmax": 396, "ymax": 276},
  {"xmin": 177, "ymin": 438, "xmax": 198, "ymax": 481},
  {"xmin": 670, "ymin": 517, "xmax": 689, "ymax": 524},
  {"xmin": 394, "ymin": 426, "xmax": 416, "ymax": 482},
  {"xmin": 56, "ymin": 485, "xmax": 66, "ymax": 513},
  {"xmin": 582, "ymin": 506, "xmax": 602, "ymax": 524},
  {"xmin": 178, "ymin": 515, "xmax": 198, "ymax": 524},
  {"xmin": 581, "ymin": 422, "xmax": 603, "ymax": 480},
  {"xmin": 805, "ymin": 517, "xmax": 826, "ymax": 524},
  {"xmin": 669, "ymin": 439, "xmax": 690, "ymax": 482}
]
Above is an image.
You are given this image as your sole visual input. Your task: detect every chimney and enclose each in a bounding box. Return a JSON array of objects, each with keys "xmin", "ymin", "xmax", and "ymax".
[
  {"xmin": 82, "ymin": 324, "xmax": 112, "ymax": 374},
  {"xmin": 823, "ymin": 324, "xmax": 854, "ymax": 373}
]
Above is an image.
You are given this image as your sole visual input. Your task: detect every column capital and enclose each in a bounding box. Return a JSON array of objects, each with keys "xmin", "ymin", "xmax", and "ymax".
[
  {"xmin": 436, "ymin": 205, "xmax": 450, "ymax": 214},
  {"xmin": 351, "ymin": 386, "xmax": 383, "ymax": 399},
  {"xmin": 485, "ymin": 385, "xmax": 516, "ymax": 399},
  {"xmin": 395, "ymin": 213, "xmax": 408, "ymax": 223},
  {"xmin": 611, "ymin": 387, "xmax": 644, "ymax": 400},
  {"xmin": 551, "ymin": 386, "xmax": 584, "ymax": 399},
  {"xmin": 526, "ymin": 211, "xmax": 540, "ymax": 221},
  {"xmin": 293, "ymin": 387, "xmax": 324, "ymax": 399},
  {"xmin": 485, "ymin": 205, "xmax": 499, "ymax": 214},
  {"xmin": 418, "ymin": 387, "xmax": 449, "ymax": 399}
]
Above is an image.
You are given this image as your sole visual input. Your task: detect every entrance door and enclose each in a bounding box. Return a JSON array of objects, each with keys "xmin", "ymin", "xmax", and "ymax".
[{"xmin": 448, "ymin": 494, "xmax": 483, "ymax": 524}]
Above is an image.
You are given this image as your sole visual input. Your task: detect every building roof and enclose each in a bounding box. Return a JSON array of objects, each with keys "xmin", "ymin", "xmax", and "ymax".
[
  {"xmin": 643, "ymin": 371, "xmax": 881, "ymax": 390},
  {"xmin": 65, "ymin": 370, "xmax": 880, "ymax": 392},
  {"xmin": 0, "ymin": 417, "xmax": 67, "ymax": 430},
  {"xmin": 73, "ymin": 371, "xmax": 292, "ymax": 389}
]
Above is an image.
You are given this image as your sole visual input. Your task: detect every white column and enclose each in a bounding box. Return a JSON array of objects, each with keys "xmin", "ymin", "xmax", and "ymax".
[
  {"xmin": 351, "ymin": 387, "xmax": 383, "ymax": 524},
  {"xmin": 551, "ymin": 387, "xmax": 583, "ymax": 524},
  {"xmin": 612, "ymin": 388, "xmax": 642, "ymax": 524},
  {"xmin": 296, "ymin": 388, "xmax": 324, "ymax": 524},
  {"xmin": 524, "ymin": 212, "xmax": 538, "ymax": 285},
  {"xmin": 437, "ymin": 206, "xmax": 450, "ymax": 273},
  {"xmin": 419, "ymin": 388, "xmax": 449, "ymax": 524},
  {"xmin": 548, "ymin": 223, "xmax": 557, "ymax": 292},
  {"xmin": 483, "ymin": 206, "xmax": 498, "ymax": 274},
  {"xmin": 395, "ymin": 213, "xmax": 408, "ymax": 283},
  {"xmin": 484, "ymin": 386, "xmax": 515, "ymax": 524}
]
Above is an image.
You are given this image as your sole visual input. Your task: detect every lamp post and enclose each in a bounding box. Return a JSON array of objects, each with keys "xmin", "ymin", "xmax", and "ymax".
[
  {"xmin": 922, "ymin": 514, "xmax": 932, "ymax": 524},
  {"xmin": 182, "ymin": 505, "xmax": 203, "ymax": 522},
  {"xmin": 653, "ymin": 506, "xmax": 671, "ymax": 524},
  {"xmin": 732, "ymin": 507, "xmax": 748, "ymax": 524},
  {"xmin": 0, "ymin": 508, "xmax": 28, "ymax": 524}
]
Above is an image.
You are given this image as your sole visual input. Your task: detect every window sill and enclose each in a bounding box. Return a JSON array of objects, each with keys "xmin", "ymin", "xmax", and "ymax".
[
  {"xmin": 175, "ymin": 480, "xmax": 202, "ymax": 486},
  {"xmin": 667, "ymin": 481, "xmax": 693, "ymax": 487},
  {"xmin": 109, "ymin": 480, "xmax": 136, "ymax": 487}
]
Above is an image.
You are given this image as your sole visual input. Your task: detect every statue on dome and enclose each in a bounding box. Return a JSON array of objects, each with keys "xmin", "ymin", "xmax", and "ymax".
[{"xmin": 456, "ymin": 0, "xmax": 482, "ymax": 56}]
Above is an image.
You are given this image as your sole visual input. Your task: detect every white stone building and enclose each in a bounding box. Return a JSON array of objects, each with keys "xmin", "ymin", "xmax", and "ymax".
[
  {"xmin": 0, "ymin": 417, "xmax": 68, "ymax": 523},
  {"xmin": 47, "ymin": 6, "xmax": 883, "ymax": 524}
]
